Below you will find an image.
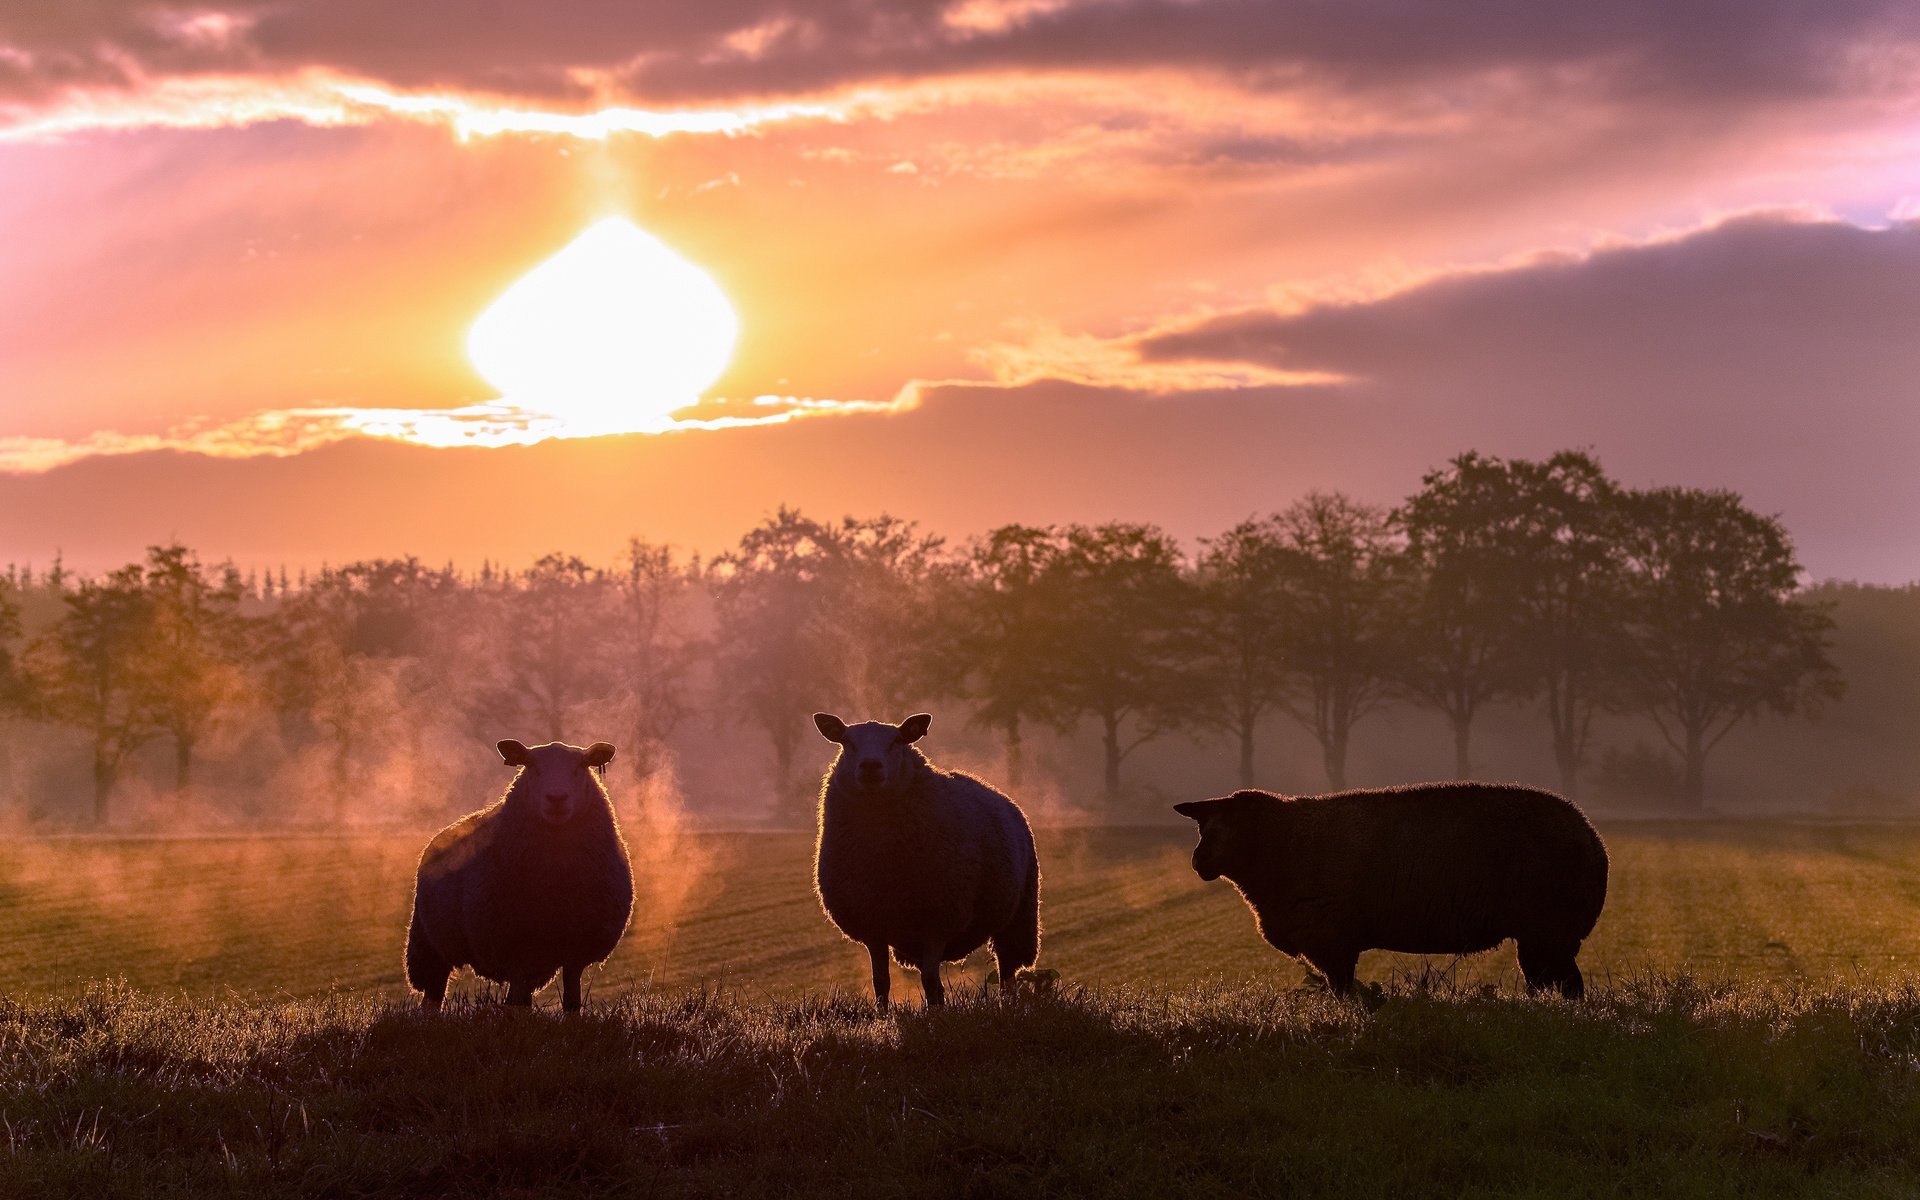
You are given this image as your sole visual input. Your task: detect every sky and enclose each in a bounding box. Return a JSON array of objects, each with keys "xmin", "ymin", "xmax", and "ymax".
[{"xmin": 2, "ymin": 1, "xmax": 1919, "ymax": 579}]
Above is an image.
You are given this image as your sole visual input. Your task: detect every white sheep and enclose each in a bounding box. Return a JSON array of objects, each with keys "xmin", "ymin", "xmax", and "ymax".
[
  {"xmin": 812, "ymin": 712, "xmax": 1041, "ymax": 1008},
  {"xmin": 405, "ymin": 739, "xmax": 634, "ymax": 1012}
]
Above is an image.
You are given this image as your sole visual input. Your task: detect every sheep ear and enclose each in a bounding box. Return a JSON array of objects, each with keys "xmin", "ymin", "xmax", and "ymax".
[
  {"xmin": 1173, "ymin": 800, "xmax": 1219, "ymax": 823},
  {"xmin": 585, "ymin": 742, "xmax": 615, "ymax": 768},
  {"xmin": 814, "ymin": 713, "xmax": 847, "ymax": 743},
  {"xmin": 497, "ymin": 740, "xmax": 529, "ymax": 766},
  {"xmin": 896, "ymin": 714, "xmax": 932, "ymax": 744}
]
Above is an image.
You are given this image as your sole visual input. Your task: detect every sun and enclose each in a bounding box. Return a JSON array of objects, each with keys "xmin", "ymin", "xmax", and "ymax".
[{"xmin": 466, "ymin": 218, "xmax": 738, "ymax": 434}]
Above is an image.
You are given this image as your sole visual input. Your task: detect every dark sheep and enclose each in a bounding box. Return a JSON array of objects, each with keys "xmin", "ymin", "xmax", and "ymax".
[
  {"xmin": 1174, "ymin": 782, "xmax": 1607, "ymax": 998},
  {"xmin": 405, "ymin": 739, "xmax": 634, "ymax": 1012},
  {"xmin": 813, "ymin": 712, "xmax": 1041, "ymax": 1009}
]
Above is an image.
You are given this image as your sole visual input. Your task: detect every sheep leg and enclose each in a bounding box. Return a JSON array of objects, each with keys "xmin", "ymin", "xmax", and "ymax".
[
  {"xmin": 991, "ymin": 862, "xmax": 1042, "ymax": 991},
  {"xmin": 1305, "ymin": 947, "xmax": 1359, "ymax": 996},
  {"xmin": 1518, "ymin": 938, "xmax": 1585, "ymax": 999},
  {"xmin": 916, "ymin": 954, "xmax": 946, "ymax": 1008},
  {"xmin": 404, "ymin": 922, "xmax": 450, "ymax": 1014},
  {"xmin": 562, "ymin": 965, "xmax": 584, "ymax": 1014},
  {"xmin": 866, "ymin": 943, "xmax": 891, "ymax": 1012},
  {"xmin": 505, "ymin": 979, "xmax": 534, "ymax": 1008}
]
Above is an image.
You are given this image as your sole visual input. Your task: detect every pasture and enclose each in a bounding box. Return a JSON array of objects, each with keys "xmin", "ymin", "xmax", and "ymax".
[
  {"xmin": 7, "ymin": 820, "xmax": 1920, "ymax": 1196},
  {"xmin": 2, "ymin": 820, "xmax": 1920, "ymax": 1000}
]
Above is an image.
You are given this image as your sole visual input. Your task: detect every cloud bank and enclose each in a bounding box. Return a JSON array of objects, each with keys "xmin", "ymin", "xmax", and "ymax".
[{"xmin": 4, "ymin": 211, "xmax": 1917, "ymax": 580}]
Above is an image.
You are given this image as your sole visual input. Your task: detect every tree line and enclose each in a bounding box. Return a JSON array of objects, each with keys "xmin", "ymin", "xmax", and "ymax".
[{"xmin": 0, "ymin": 450, "xmax": 1841, "ymax": 825}]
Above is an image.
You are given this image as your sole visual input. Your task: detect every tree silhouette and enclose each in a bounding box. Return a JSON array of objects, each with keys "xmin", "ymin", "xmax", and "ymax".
[
  {"xmin": 826, "ymin": 514, "xmax": 946, "ymax": 718},
  {"xmin": 263, "ymin": 558, "xmax": 458, "ymax": 823},
  {"xmin": 468, "ymin": 553, "xmax": 616, "ymax": 741},
  {"xmin": 1191, "ymin": 517, "xmax": 1295, "ymax": 788},
  {"xmin": 1036, "ymin": 522, "xmax": 1191, "ymax": 807},
  {"xmin": 1268, "ymin": 493, "xmax": 1404, "ymax": 791},
  {"xmin": 711, "ymin": 508, "xmax": 853, "ymax": 815},
  {"xmin": 608, "ymin": 538, "xmax": 701, "ymax": 784},
  {"xmin": 1396, "ymin": 453, "xmax": 1536, "ymax": 778},
  {"xmin": 929, "ymin": 525, "xmax": 1066, "ymax": 789},
  {"xmin": 1502, "ymin": 453, "xmax": 1632, "ymax": 799},
  {"xmin": 27, "ymin": 565, "xmax": 162, "ymax": 823},
  {"xmin": 0, "ymin": 577, "xmax": 23, "ymax": 717},
  {"xmin": 139, "ymin": 544, "xmax": 251, "ymax": 791},
  {"xmin": 1617, "ymin": 486, "xmax": 1843, "ymax": 807}
]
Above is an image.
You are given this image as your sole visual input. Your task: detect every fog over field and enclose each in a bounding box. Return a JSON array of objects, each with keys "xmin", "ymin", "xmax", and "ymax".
[
  {"xmin": 0, "ymin": 451, "xmax": 1898, "ymax": 833},
  {"xmin": 0, "ymin": 823, "xmax": 1915, "ymax": 1002}
]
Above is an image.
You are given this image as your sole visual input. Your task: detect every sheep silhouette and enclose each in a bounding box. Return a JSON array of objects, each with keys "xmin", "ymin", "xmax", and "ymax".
[
  {"xmin": 813, "ymin": 712, "xmax": 1041, "ymax": 1008},
  {"xmin": 1176, "ymin": 782, "xmax": 1607, "ymax": 998},
  {"xmin": 405, "ymin": 739, "xmax": 634, "ymax": 1012}
]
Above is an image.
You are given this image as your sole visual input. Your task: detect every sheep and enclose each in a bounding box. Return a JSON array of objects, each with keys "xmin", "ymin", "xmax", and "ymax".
[
  {"xmin": 812, "ymin": 712, "xmax": 1041, "ymax": 1009},
  {"xmin": 405, "ymin": 739, "xmax": 634, "ymax": 1012},
  {"xmin": 1175, "ymin": 782, "xmax": 1608, "ymax": 998}
]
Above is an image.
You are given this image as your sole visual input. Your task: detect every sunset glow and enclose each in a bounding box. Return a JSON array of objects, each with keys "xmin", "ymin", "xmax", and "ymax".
[
  {"xmin": 466, "ymin": 219, "xmax": 740, "ymax": 436},
  {"xmin": 5, "ymin": 2, "xmax": 1920, "ymax": 577}
]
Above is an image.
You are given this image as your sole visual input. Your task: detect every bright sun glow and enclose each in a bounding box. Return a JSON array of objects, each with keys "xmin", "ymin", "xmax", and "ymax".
[{"xmin": 467, "ymin": 218, "xmax": 739, "ymax": 435}]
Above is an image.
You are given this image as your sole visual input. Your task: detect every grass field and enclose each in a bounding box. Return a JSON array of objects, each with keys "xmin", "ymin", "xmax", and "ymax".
[
  {"xmin": 1, "ymin": 820, "xmax": 1919, "ymax": 1000},
  {"xmin": 8, "ymin": 821, "xmax": 1920, "ymax": 1196}
]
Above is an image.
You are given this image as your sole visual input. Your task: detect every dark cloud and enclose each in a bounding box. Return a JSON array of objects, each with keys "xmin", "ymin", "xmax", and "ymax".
[
  {"xmin": 1, "ymin": 0, "xmax": 1916, "ymax": 112},
  {"xmin": 1143, "ymin": 212, "xmax": 1920, "ymax": 580}
]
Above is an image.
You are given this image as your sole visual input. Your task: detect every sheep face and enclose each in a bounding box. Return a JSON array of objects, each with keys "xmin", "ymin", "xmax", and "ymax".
[
  {"xmin": 814, "ymin": 713, "xmax": 930, "ymax": 796},
  {"xmin": 1174, "ymin": 796, "xmax": 1248, "ymax": 882},
  {"xmin": 497, "ymin": 739, "xmax": 617, "ymax": 825}
]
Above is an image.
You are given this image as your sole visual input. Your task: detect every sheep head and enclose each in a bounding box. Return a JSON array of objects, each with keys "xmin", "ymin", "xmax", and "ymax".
[
  {"xmin": 814, "ymin": 713, "xmax": 930, "ymax": 796},
  {"xmin": 1174, "ymin": 792, "xmax": 1265, "ymax": 882},
  {"xmin": 497, "ymin": 739, "xmax": 617, "ymax": 825}
]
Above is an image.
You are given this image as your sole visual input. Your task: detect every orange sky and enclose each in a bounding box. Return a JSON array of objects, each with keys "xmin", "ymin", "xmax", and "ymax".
[{"xmin": 4, "ymin": 3, "xmax": 1920, "ymax": 578}]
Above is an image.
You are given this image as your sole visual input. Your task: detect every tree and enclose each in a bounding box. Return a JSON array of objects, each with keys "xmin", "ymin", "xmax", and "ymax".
[
  {"xmin": 607, "ymin": 538, "xmax": 701, "ymax": 782},
  {"xmin": 467, "ymin": 553, "xmax": 616, "ymax": 740},
  {"xmin": 0, "ymin": 577, "xmax": 23, "ymax": 716},
  {"xmin": 1617, "ymin": 486, "xmax": 1843, "ymax": 807},
  {"xmin": 827, "ymin": 514, "xmax": 947, "ymax": 718},
  {"xmin": 710, "ymin": 508, "xmax": 852, "ymax": 814},
  {"xmin": 1191, "ymin": 518, "xmax": 1295, "ymax": 788},
  {"xmin": 1036, "ymin": 522, "xmax": 1190, "ymax": 807},
  {"xmin": 930, "ymin": 525, "xmax": 1066, "ymax": 788},
  {"xmin": 27, "ymin": 565, "xmax": 163, "ymax": 822},
  {"xmin": 1268, "ymin": 493, "xmax": 1405, "ymax": 791},
  {"xmin": 1497, "ymin": 452, "xmax": 1632, "ymax": 798},
  {"xmin": 263, "ymin": 557, "xmax": 459, "ymax": 823},
  {"xmin": 139, "ymin": 544, "xmax": 251, "ymax": 791},
  {"xmin": 1395, "ymin": 453, "xmax": 1535, "ymax": 778}
]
